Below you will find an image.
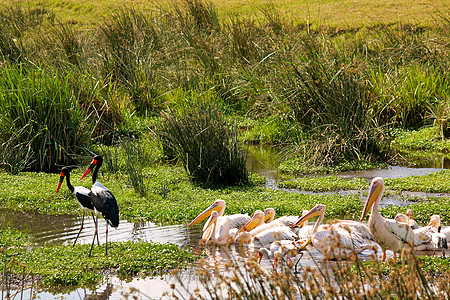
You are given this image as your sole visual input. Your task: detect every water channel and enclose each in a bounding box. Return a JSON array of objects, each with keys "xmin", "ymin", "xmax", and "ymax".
[{"xmin": 2, "ymin": 145, "xmax": 448, "ymax": 299}]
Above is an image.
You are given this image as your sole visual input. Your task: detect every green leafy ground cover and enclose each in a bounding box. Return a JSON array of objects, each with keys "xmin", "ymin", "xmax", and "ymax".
[{"xmin": 0, "ymin": 228, "xmax": 201, "ymax": 288}]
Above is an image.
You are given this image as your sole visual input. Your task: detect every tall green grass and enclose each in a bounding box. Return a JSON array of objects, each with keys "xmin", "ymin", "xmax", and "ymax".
[
  {"xmin": 158, "ymin": 100, "xmax": 248, "ymax": 186},
  {"xmin": 0, "ymin": 64, "xmax": 92, "ymax": 172},
  {"xmin": 0, "ymin": 1, "xmax": 448, "ymax": 173}
]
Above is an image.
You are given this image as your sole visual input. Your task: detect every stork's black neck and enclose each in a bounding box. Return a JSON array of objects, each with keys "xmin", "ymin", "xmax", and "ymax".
[
  {"xmin": 92, "ymin": 156, "xmax": 103, "ymax": 184},
  {"xmin": 65, "ymin": 172, "xmax": 74, "ymax": 193}
]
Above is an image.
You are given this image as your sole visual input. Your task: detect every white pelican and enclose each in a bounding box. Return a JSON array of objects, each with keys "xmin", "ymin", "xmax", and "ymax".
[
  {"xmin": 201, "ymin": 211, "xmax": 239, "ymax": 244},
  {"xmin": 188, "ymin": 199, "xmax": 250, "ymax": 233},
  {"xmin": 360, "ymin": 177, "xmax": 414, "ymax": 261},
  {"xmin": 394, "ymin": 213, "xmax": 434, "ymax": 250},
  {"xmin": 263, "ymin": 208, "xmax": 300, "ymax": 227},
  {"xmin": 296, "ymin": 204, "xmax": 377, "ymax": 260},
  {"xmin": 235, "ymin": 210, "xmax": 266, "ymax": 235},
  {"xmin": 263, "ymin": 208, "xmax": 275, "ymax": 223},
  {"xmin": 405, "ymin": 209, "xmax": 419, "ymax": 229},
  {"xmin": 394, "ymin": 211, "xmax": 419, "ymax": 230},
  {"xmin": 426, "ymin": 214, "xmax": 450, "ymax": 241},
  {"xmin": 200, "ymin": 209, "xmax": 259, "ymax": 245},
  {"xmin": 413, "ymin": 214, "xmax": 449, "ymax": 253},
  {"xmin": 238, "ymin": 226, "xmax": 298, "ymax": 250},
  {"xmin": 293, "ymin": 206, "xmax": 373, "ymax": 241},
  {"xmin": 234, "ymin": 210, "xmax": 300, "ymax": 245}
]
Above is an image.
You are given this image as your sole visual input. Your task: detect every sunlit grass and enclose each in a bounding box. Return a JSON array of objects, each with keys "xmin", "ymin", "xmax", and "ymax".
[
  {"xmin": 0, "ymin": 227, "xmax": 201, "ymax": 288},
  {"xmin": 5, "ymin": 0, "xmax": 448, "ymax": 29}
]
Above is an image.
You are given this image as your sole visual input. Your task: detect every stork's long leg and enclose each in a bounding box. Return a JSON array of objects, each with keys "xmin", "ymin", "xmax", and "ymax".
[
  {"xmin": 105, "ymin": 223, "xmax": 109, "ymax": 256},
  {"xmin": 88, "ymin": 216, "xmax": 98, "ymax": 257},
  {"xmin": 92, "ymin": 213, "xmax": 99, "ymax": 245},
  {"xmin": 73, "ymin": 212, "xmax": 86, "ymax": 246}
]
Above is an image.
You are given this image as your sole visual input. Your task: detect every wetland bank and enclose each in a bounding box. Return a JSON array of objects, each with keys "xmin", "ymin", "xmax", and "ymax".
[{"xmin": 1, "ymin": 0, "xmax": 450, "ymax": 298}]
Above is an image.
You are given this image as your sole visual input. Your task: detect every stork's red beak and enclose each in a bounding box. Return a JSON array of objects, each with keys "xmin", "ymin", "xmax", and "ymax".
[
  {"xmin": 56, "ymin": 172, "xmax": 64, "ymax": 193},
  {"xmin": 79, "ymin": 158, "xmax": 97, "ymax": 181}
]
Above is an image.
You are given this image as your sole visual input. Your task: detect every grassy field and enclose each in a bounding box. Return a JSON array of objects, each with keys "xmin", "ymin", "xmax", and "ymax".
[{"xmin": 7, "ymin": 0, "xmax": 449, "ymax": 28}]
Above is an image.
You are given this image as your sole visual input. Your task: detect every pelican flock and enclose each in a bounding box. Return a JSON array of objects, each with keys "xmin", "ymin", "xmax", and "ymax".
[{"xmin": 188, "ymin": 175, "xmax": 448, "ymax": 271}]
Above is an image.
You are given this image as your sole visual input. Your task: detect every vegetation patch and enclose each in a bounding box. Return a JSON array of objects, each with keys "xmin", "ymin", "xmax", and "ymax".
[
  {"xmin": 392, "ymin": 126, "xmax": 450, "ymax": 153},
  {"xmin": 385, "ymin": 170, "xmax": 450, "ymax": 193},
  {"xmin": 278, "ymin": 176, "xmax": 368, "ymax": 192},
  {"xmin": 1, "ymin": 229, "xmax": 200, "ymax": 288},
  {"xmin": 278, "ymin": 158, "xmax": 388, "ymax": 175}
]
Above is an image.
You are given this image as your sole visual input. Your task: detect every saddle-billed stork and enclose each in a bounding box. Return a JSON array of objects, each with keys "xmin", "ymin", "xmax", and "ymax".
[
  {"xmin": 79, "ymin": 155, "xmax": 119, "ymax": 256},
  {"xmin": 55, "ymin": 167, "xmax": 99, "ymax": 246}
]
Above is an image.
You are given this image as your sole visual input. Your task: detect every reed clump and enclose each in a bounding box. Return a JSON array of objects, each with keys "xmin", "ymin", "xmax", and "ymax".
[{"xmin": 158, "ymin": 101, "xmax": 248, "ymax": 186}]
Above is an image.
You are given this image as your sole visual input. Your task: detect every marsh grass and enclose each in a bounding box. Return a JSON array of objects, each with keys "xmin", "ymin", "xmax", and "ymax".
[
  {"xmin": 159, "ymin": 101, "xmax": 248, "ymax": 186},
  {"xmin": 0, "ymin": 1, "xmax": 448, "ymax": 172},
  {"xmin": 168, "ymin": 247, "xmax": 450, "ymax": 299},
  {"xmin": 0, "ymin": 63, "xmax": 92, "ymax": 172}
]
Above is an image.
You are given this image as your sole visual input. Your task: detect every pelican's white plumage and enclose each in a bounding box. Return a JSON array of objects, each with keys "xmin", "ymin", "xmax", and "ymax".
[
  {"xmin": 189, "ymin": 200, "xmax": 250, "ymax": 240},
  {"xmin": 235, "ymin": 209, "xmax": 300, "ymax": 245},
  {"xmin": 394, "ymin": 213, "xmax": 435, "ymax": 249},
  {"xmin": 360, "ymin": 177, "xmax": 414, "ymax": 261},
  {"xmin": 238, "ymin": 226, "xmax": 298, "ymax": 251},
  {"xmin": 201, "ymin": 211, "xmax": 241, "ymax": 244},
  {"xmin": 296, "ymin": 204, "xmax": 376, "ymax": 259},
  {"xmin": 427, "ymin": 214, "xmax": 450, "ymax": 242}
]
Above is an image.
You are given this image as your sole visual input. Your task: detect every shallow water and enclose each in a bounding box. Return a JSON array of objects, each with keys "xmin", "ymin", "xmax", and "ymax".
[{"xmin": 3, "ymin": 146, "xmax": 449, "ymax": 299}]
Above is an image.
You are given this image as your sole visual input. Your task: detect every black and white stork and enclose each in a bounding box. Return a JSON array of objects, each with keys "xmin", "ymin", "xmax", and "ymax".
[
  {"xmin": 55, "ymin": 167, "xmax": 99, "ymax": 246},
  {"xmin": 79, "ymin": 155, "xmax": 119, "ymax": 256}
]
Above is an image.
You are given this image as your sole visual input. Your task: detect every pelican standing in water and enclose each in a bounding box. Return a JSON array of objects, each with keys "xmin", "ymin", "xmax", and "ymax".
[
  {"xmin": 202, "ymin": 210, "xmax": 262, "ymax": 245},
  {"xmin": 189, "ymin": 200, "xmax": 251, "ymax": 244},
  {"xmin": 394, "ymin": 213, "xmax": 434, "ymax": 250},
  {"xmin": 294, "ymin": 204, "xmax": 376, "ymax": 260},
  {"xmin": 360, "ymin": 177, "xmax": 414, "ymax": 261}
]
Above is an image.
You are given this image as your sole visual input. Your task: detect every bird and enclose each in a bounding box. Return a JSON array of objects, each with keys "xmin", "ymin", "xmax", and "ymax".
[
  {"xmin": 188, "ymin": 199, "xmax": 250, "ymax": 236},
  {"xmin": 79, "ymin": 155, "xmax": 119, "ymax": 256},
  {"xmin": 394, "ymin": 213, "xmax": 435, "ymax": 250},
  {"xmin": 264, "ymin": 208, "xmax": 306, "ymax": 227},
  {"xmin": 202, "ymin": 210, "xmax": 261, "ymax": 245},
  {"xmin": 295, "ymin": 204, "xmax": 376, "ymax": 260},
  {"xmin": 405, "ymin": 209, "xmax": 419, "ymax": 229},
  {"xmin": 55, "ymin": 166, "xmax": 98, "ymax": 246},
  {"xmin": 432, "ymin": 226, "xmax": 448, "ymax": 258},
  {"xmin": 426, "ymin": 214, "xmax": 450, "ymax": 242},
  {"xmin": 235, "ymin": 210, "xmax": 266, "ymax": 235},
  {"xmin": 360, "ymin": 177, "xmax": 414, "ymax": 261},
  {"xmin": 257, "ymin": 240, "xmax": 302, "ymax": 271},
  {"xmin": 237, "ymin": 225, "xmax": 298, "ymax": 251},
  {"xmin": 293, "ymin": 205, "xmax": 373, "ymax": 241},
  {"xmin": 234, "ymin": 210, "xmax": 300, "ymax": 246},
  {"xmin": 394, "ymin": 210, "xmax": 419, "ymax": 230}
]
